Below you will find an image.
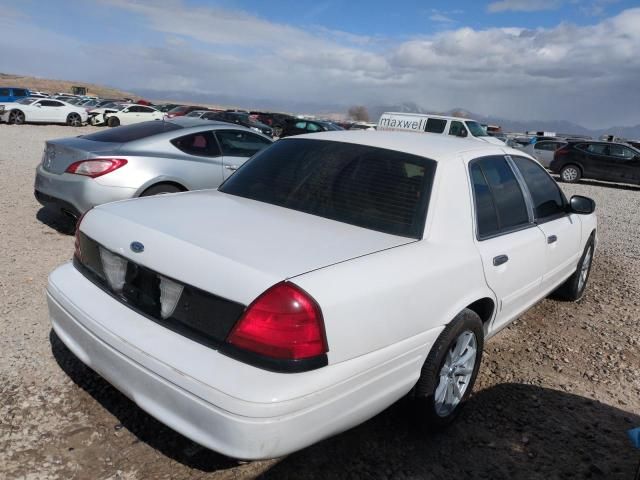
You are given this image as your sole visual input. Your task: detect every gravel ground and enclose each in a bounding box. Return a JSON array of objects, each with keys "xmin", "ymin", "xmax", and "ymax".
[{"xmin": 1, "ymin": 124, "xmax": 639, "ymax": 480}]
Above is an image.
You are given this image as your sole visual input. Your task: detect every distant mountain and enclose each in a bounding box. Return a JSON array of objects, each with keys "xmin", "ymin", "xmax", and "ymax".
[{"xmin": 0, "ymin": 72, "xmax": 134, "ymax": 99}]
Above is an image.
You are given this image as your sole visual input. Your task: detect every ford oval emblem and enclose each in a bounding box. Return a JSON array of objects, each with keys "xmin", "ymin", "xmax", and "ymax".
[{"xmin": 130, "ymin": 241, "xmax": 144, "ymax": 253}]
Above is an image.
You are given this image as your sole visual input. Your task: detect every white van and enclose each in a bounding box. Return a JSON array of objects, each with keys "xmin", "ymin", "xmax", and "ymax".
[{"xmin": 377, "ymin": 112, "xmax": 505, "ymax": 145}]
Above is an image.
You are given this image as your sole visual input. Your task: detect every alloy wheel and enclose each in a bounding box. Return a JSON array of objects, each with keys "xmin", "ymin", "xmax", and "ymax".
[
  {"xmin": 434, "ymin": 330, "xmax": 477, "ymax": 417},
  {"xmin": 578, "ymin": 246, "xmax": 592, "ymax": 292},
  {"xmin": 562, "ymin": 167, "xmax": 579, "ymax": 182}
]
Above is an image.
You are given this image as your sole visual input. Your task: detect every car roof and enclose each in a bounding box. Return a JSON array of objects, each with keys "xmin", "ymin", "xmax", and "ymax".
[{"xmin": 286, "ymin": 130, "xmax": 515, "ymax": 161}]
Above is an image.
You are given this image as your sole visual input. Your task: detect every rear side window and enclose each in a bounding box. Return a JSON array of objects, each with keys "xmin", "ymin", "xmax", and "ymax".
[
  {"xmin": 0, "ymin": 88, "xmax": 9, "ymax": 96},
  {"xmin": 425, "ymin": 118, "xmax": 447, "ymax": 133},
  {"xmin": 512, "ymin": 156, "xmax": 566, "ymax": 221},
  {"xmin": 449, "ymin": 121, "xmax": 466, "ymax": 136},
  {"xmin": 171, "ymin": 131, "xmax": 221, "ymax": 157},
  {"xmin": 81, "ymin": 121, "xmax": 182, "ymax": 143},
  {"xmin": 470, "ymin": 156, "xmax": 530, "ymax": 238},
  {"xmin": 220, "ymin": 138, "xmax": 437, "ymax": 239},
  {"xmin": 585, "ymin": 143, "xmax": 607, "ymax": 154},
  {"xmin": 12, "ymin": 89, "xmax": 27, "ymax": 97},
  {"xmin": 215, "ymin": 130, "xmax": 271, "ymax": 157}
]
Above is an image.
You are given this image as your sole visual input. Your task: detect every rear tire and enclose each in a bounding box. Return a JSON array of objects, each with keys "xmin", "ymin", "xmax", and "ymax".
[
  {"xmin": 67, "ymin": 113, "xmax": 82, "ymax": 127},
  {"xmin": 9, "ymin": 110, "xmax": 25, "ymax": 125},
  {"xmin": 107, "ymin": 116, "xmax": 120, "ymax": 127},
  {"xmin": 413, "ymin": 309, "xmax": 484, "ymax": 430},
  {"xmin": 140, "ymin": 183, "xmax": 184, "ymax": 197},
  {"xmin": 552, "ymin": 237, "xmax": 595, "ymax": 301},
  {"xmin": 560, "ymin": 164, "xmax": 581, "ymax": 183}
]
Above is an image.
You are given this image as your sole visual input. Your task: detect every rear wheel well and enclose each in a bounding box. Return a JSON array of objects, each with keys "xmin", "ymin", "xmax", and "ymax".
[
  {"xmin": 139, "ymin": 181, "xmax": 187, "ymax": 196},
  {"xmin": 465, "ymin": 298, "xmax": 495, "ymax": 324}
]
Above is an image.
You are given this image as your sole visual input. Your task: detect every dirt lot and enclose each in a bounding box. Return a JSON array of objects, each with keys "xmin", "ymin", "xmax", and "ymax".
[{"xmin": 1, "ymin": 124, "xmax": 639, "ymax": 480}]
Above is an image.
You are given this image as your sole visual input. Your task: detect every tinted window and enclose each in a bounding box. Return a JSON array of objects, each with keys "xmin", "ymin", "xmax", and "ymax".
[
  {"xmin": 137, "ymin": 106, "xmax": 155, "ymax": 113},
  {"xmin": 449, "ymin": 121, "xmax": 466, "ymax": 136},
  {"xmin": 512, "ymin": 156, "xmax": 566, "ymax": 220},
  {"xmin": 535, "ymin": 141, "xmax": 565, "ymax": 152},
  {"xmin": 585, "ymin": 143, "xmax": 607, "ymax": 155},
  {"xmin": 220, "ymin": 139, "xmax": 436, "ymax": 239},
  {"xmin": 215, "ymin": 130, "xmax": 272, "ymax": 157},
  {"xmin": 0, "ymin": 88, "xmax": 9, "ymax": 96},
  {"xmin": 81, "ymin": 121, "xmax": 182, "ymax": 143},
  {"xmin": 171, "ymin": 131, "xmax": 221, "ymax": 157},
  {"xmin": 470, "ymin": 156, "xmax": 530, "ymax": 238},
  {"xmin": 306, "ymin": 122, "xmax": 322, "ymax": 132},
  {"xmin": 425, "ymin": 118, "xmax": 447, "ymax": 133},
  {"xmin": 294, "ymin": 121, "xmax": 307, "ymax": 129},
  {"xmin": 608, "ymin": 144, "xmax": 636, "ymax": 159},
  {"xmin": 12, "ymin": 89, "xmax": 27, "ymax": 97},
  {"xmin": 40, "ymin": 100, "xmax": 64, "ymax": 107},
  {"xmin": 470, "ymin": 163, "xmax": 499, "ymax": 237}
]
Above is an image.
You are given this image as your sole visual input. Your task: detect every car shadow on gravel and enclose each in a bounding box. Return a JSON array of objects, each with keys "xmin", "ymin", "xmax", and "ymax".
[
  {"xmin": 50, "ymin": 329, "xmax": 639, "ymax": 479},
  {"xmin": 550, "ymin": 176, "xmax": 640, "ymax": 192},
  {"xmin": 36, "ymin": 207, "xmax": 76, "ymax": 235},
  {"xmin": 49, "ymin": 330, "xmax": 238, "ymax": 473}
]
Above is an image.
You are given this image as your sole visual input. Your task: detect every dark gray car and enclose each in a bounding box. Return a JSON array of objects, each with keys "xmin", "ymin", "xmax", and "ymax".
[{"xmin": 34, "ymin": 117, "xmax": 273, "ymax": 218}]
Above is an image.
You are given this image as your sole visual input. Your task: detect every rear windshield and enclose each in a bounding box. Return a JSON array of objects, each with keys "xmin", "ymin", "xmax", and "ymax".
[
  {"xmin": 220, "ymin": 139, "xmax": 436, "ymax": 239},
  {"xmin": 81, "ymin": 121, "xmax": 182, "ymax": 143}
]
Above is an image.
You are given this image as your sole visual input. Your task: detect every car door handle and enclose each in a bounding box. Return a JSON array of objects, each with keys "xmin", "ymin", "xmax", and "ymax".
[
  {"xmin": 224, "ymin": 165, "xmax": 238, "ymax": 171},
  {"xmin": 493, "ymin": 255, "xmax": 509, "ymax": 266},
  {"xmin": 547, "ymin": 235, "xmax": 558, "ymax": 244}
]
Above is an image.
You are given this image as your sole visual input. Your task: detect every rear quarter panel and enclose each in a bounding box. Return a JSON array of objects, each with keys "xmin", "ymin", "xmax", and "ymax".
[{"xmin": 292, "ymin": 156, "xmax": 495, "ymax": 365}]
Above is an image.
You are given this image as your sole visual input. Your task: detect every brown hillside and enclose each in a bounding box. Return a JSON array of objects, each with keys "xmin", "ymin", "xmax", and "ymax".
[{"xmin": 0, "ymin": 73, "xmax": 136, "ymax": 99}]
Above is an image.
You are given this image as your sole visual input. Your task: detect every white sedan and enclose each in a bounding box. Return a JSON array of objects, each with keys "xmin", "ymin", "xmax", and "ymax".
[
  {"xmin": 47, "ymin": 131, "xmax": 597, "ymax": 459},
  {"xmin": 0, "ymin": 97, "xmax": 87, "ymax": 126},
  {"xmin": 105, "ymin": 104, "xmax": 164, "ymax": 127}
]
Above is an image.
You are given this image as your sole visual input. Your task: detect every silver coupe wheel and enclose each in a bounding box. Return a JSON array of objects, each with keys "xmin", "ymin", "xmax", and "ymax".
[
  {"xmin": 434, "ymin": 330, "xmax": 477, "ymax": 417},
  {"xmin": 561, "ymin": 166, "xmax": 579, "ymax": 182},
  {"xmin": 578, "ymin": 246, "xmax": 592, "ymax": 292}
]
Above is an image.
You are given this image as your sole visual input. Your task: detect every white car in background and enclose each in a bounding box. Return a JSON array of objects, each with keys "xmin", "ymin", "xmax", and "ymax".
[
  {"xmin": 88, "ymin": 102, "xmax": 131, "ymax": 126},
  {"xmin": 378, "ymin": 112, "xmax": 505, "ymax": 145},
  {"xmin": 517, "ymin": 139, "xmax": 568, "ymax": 168},
  {"xmin": 47, "ymin": 131, "xmax": 597, "ymax": 460},
  {"xmin": 0, "ymin": 97, "xmax": 87, "ymax": 126},
  {"xmin": 105, "ymin": 104, "xmax": 164, "ymax": 127}
]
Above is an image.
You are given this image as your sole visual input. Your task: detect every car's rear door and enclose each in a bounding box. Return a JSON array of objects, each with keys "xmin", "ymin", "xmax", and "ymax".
[
  {"xmin": 511, "ymin": 155, "xmax": 581, "ymax": 291},
  {"xmin": 579, "ymin": 143, "xmax": 613, "ymax": 181},
  {"xmin": 469, "ymin": 155, "xmax": 547, "ymax": 331},
  {"xmin": 214, "ymin": 130, "xmax": 273, "ymax": 180}
]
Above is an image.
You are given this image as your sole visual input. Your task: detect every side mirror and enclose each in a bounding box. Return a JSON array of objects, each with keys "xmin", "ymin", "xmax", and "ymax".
[
  {"xmin": 570, "ymin": 195, "xmax": 595, "ymax": 214},
  {"xmin": 36, "ymin": 103, "xmax": 42, "ymax": 107},
  {"xmin": 458, "ymin": 129, "xmax": 468, "ymax": 138},
  {"xmin": 122, "ymin": 109, "xmax": 129, "ymax": 113}
]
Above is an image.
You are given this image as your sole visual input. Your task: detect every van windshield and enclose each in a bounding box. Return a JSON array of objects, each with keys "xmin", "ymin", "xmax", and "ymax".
[{"xmin": 465, "ymin": 121, "xmax": 488, "ymax": 137}]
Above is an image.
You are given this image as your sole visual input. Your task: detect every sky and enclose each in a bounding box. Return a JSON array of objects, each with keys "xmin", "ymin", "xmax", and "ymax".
[{"xmin": 1, "ymin": 0, "xmax": 639, "ymax": 128}]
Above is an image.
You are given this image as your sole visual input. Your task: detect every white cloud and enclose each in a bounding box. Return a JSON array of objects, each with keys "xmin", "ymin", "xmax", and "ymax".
[
  {"xmin": 2, "ymin": 0, "xmax": 640, "ymax": 128},
  {"xmin": 487, "ymin": 0, "xmax": 563, "ymax": 13},
  {"xmin": 429, "ymin": 13, "xmax": 455, "ymax": 23}
]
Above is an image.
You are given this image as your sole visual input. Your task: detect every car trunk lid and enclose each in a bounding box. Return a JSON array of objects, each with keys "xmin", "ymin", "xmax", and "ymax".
[
  {"xmin": 80, "ymin": 189, "xmax": 416, "ymax": 306},
  {"xmin": 42, "ymin": 138, "xmax": 122, "ymax": 174}
]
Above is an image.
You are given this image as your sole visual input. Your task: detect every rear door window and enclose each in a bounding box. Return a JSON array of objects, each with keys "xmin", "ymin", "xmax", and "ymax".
[
  {"xmin": 512, "ymin": 156, "xmax": 566, "ymax": 221},
  {"xmin": 0, "ymin": 88, "xmax": 9, "ymax": 97},
  {"xmin": 12, "ymin": 89, "xmax": 27, "ymax": 97},
  {"xmin": 425, "ymin": 118, "xmax": 447, "ymax": 133},
  {"xmin": 215, "ymin": 130, "xmax": 272, "ymax": 157},
  {"xmin": 220, "ymin": 138, "xmax": 437, "ymax": 239},
  {"xmin": 171, "ymin": 131, "xmax": 221, "ymax": 157},
  {"xmin": 585, "ymin": 144, "xmax": 608, "ymax": 155},
  {"xmin": 449, "ymin": 121, "xmax": 466, "ymax": 137},
  {"xmin": 470, "ymin": 156, "xmax": 530, "ymax": 238}
]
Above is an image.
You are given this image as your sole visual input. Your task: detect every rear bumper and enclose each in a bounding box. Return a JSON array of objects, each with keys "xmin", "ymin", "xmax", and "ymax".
[
  {"xmin": 34, "ymin": 165, "xmax": 136, "ymax": 215},
  {"xmin": 47, "ymin": 262, "xmax": 440, "ymax": 459}
]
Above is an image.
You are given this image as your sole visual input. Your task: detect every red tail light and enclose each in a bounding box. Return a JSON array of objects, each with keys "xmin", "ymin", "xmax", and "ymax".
[
  {"xmin": 66, "ymin": 159, "xmax": 127, "ymax": 178},
  {"xmin": 227, "ymin": 282, "xmax": 328, "ymax": 360},
  {"xmin": 554, "ymin": 146, "xmax": 570, "ymax": 159}
]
